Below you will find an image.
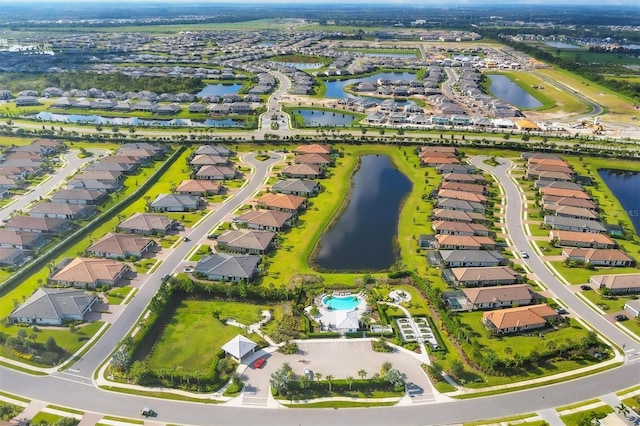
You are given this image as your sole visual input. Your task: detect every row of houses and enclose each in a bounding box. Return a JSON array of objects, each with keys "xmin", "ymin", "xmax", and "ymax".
[
  {"xmin": 417, "ymin": 147, "xmax": 560, "ymax": 334},
  {"xmin": 0, "ymin": 138, "xmax": 65, "ymax": 191}
]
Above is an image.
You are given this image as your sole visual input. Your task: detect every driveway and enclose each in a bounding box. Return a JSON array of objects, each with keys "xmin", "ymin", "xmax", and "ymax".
[{"xmin": 239, "ymin": 340, "xmax": 435, "ymax": 405}]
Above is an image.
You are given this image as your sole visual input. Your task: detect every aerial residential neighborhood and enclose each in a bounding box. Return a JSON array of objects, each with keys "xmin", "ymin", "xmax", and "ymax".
[{"xmin": 0, "ymin": 2, "xmax": 639, "ymax": 426}]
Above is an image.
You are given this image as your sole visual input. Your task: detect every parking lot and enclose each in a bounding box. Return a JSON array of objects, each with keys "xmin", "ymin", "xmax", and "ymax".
[{"xmin": 239, "ymin": 339, "xmax": 436, "ymax": 405}]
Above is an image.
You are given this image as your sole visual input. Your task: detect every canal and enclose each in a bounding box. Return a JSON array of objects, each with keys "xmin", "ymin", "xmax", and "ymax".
[{"xmin": 315, "ymin": 155, "xmax": 412, "ymax": 271}]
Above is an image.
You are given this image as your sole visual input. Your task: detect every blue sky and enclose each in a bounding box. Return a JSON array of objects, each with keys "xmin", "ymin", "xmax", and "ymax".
[{"xmin": 0, "ymin": 0, "xmax": 632, "ymax": 4}]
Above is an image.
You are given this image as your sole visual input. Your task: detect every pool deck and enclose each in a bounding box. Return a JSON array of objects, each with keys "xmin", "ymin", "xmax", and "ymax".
[{"xmin": 306, "ymin": 292, "xmax": 369, "ymax": 331}]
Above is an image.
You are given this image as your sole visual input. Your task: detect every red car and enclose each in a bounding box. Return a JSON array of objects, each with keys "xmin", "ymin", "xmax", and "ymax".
[{"xmin": 253, "ymin": 357, "xmax": 266, "ymax": 369}]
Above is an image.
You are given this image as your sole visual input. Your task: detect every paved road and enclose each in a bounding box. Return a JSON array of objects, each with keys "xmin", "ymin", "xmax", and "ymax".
[
  {"xmin": 534, "ymin": 72, "xmax": 603, "ymax": 122},
  {"xmin": 258, "ymin": 71, "xmax": 292, "ymax": 135},
  {"xmin": 55, "ymin": 152, "xmax": 282, "ymax": 380},
  {"xmin": 470, "ymin": 156, "xmax": 640, "ymax": 353},
  {"xmin": 0, "ymin": 148, "xmax": 108, "ymax": 222}
]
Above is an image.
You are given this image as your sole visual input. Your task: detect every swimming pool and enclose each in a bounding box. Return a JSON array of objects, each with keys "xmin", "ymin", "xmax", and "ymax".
[{"xmin": 323, "ymin": 295, "xmax": 361, "ymax": 311}]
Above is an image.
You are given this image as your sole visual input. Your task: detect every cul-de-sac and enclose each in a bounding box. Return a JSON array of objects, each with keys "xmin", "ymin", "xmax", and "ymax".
[{"xmin": 0, "ymin": 2, "xmax": 639, "ymax": 426}]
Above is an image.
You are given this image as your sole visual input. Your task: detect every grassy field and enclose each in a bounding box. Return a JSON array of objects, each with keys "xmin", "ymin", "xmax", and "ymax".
[
  {"xmin": 146, "ymin": 300, "xmax": 269, "ymax": 373},
  {"xmin": 550, "ymin": 262, "xmax": 640, "ymax": 285},
  {"xmin": 30, "ymin": 412, "xmax": 77, "ymax": 425},
  {"xmin": 560, "ymin": 405, "xmax": 613, "ymax": 426}
]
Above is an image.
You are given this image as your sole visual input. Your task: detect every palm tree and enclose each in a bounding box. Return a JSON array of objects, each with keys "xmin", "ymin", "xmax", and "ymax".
[
  {"xmin": 325, "ymin": 375, "xmax": 333, "ymax": 392},
  {"xmin": 616, "ymin": 403, "xmax": 630, "ymax": 418},
  {"xmin": 346, "ymin": 376, "xmax": 354, "ymax": 391},
  {"xmin": 358, "ymin": 369, "xmax": 367, "ymax": 381},
  {"xmin": 315, "ymin": 372, "xmax": 323, "ymax": 385},
  {"xmin": 175, "ymin": 366, "xmax": 184, "ymax": 384}
]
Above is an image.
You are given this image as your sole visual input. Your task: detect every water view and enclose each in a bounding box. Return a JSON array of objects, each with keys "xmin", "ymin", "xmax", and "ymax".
[
  {"xmin": 487, "ymin": 74, "xmax": 543, "ymax": 109},
  {"xmin": 324, "ymin": 71, "xmax": 417, "ymax": 99},
  {"xmin": 33, "ymin": 112, "xmax": 243, "ymax": 127},
  {"xmin": 315, "ymin": 155, "xmax": 412, "ymax": 271},
  {"xmin": 545, "ymin": 41, "xmax": 580, "ymax": 49},
  {"xmin": 268, "ymin": 61, "xmax": 324, "ymax": 69},
  {"xmin": 292, "ymin": 109, "xmax": 358, "ymax": 127},
  {"xmin": 196, "ymin": 83, "xmax": 243, "ymax": 97},
  {"xmin": 598, "ymin": 169, "xmax": 640, "ymax": 235}
]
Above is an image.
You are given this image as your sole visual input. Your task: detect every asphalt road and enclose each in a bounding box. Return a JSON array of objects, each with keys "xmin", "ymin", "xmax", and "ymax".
[
  {"xmin": 0, "ymin": 148, "xmax": 108, "ymax": 222},
  {"xmin": 55, "ymin": 152, "xmax": 282, "ymax": 380},
  {"xmin": 533, "ymin": 72, "xmax": 604, "ymax": 122},
  {"xmin": 470, "ymin": 156, "xmax": 639, "ymax": 354}
]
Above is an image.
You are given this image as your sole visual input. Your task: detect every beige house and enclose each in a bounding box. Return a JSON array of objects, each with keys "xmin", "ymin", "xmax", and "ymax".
[
  {"xmin": 49, "ymin": 257, "xmax": 130, "ymax": 289},
  {"xmin": 483, "ymin": 304, "xmax": 558, "ymax": 334}
]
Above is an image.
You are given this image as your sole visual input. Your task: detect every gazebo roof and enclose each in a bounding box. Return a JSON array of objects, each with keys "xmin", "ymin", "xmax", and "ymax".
[{"xmin": 222, "ymin": 334, "xmax": 257, "ymax": 360}]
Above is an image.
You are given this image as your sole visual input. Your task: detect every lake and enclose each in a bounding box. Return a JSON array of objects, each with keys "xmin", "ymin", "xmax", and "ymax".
[
  {"xmin": 324, "ymin": 71, "xmax": 417, "ymax": 99},
  {"xmin": 598, "ymin": 169, "xmax": 640, "ymax": 235},
  {"xmin": 196, "ymin": 83, "xmax": 243, "ymax": 97},
  {"xmin": 487, "ymin": 74, "xmax": 543, "ymax": 109},
  {"xmin": 33, "ymin": 112, "xmax": 243, "ymax": 128},
  {"xmin": 292, "ymin": 109, "xmax": 357, "ymax": 127},
  {"xmin": 545, "ymin": 41, "xmax": 580, "ymax": 49},
  {"xmin": 268, "ymin": 61, "xmax": 324, "ymax": 70},
  {"xmin": 315, "ymin": 155, "xmax": 412, "ymax": 271}
]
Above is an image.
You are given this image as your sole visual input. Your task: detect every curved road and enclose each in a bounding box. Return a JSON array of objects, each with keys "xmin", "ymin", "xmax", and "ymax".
[
  {"xmin": 1, "ymin": 154, "xmax": 639, "ymax": 425},
  {"xmin": 534, "ymin": 72, "xmax": 603, "ymax": 122},
  {"xmin": 0, "ymin": 148, "xmax": 108, "ymax": 222}
]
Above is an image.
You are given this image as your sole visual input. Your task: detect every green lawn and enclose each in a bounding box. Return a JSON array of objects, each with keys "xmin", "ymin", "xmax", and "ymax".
[
  {"xmin": 133, "ymin": 259, "xmax": 158, "ymax": 274},
  {"xmin": 580, "ymin": 290, "xmax": 637, "ymax": 313},
  {"xmin": 560, "ymin": 405, "xmax": 613, "ymax": 426},
  {"xmin": 189, "ymin": 244, "xmax": 212, "ymax": 261},
  {"xmin": 165, "ymin": 211, "xmax": 208, "ymax": 227},
  {"xmin": 534, "ymin": 241, "xmax": 563, "ymax": 256},
  {"xmin": 550, "ymin": 261, "xmax": 640, "ymax": 285},
  {"xmin": 0, "ymin": 321, "xmax": 103, "ymax": 353},
  {"xmin": 529, "ymin": 224, "xmax": 550, "ymax": 237},
  {"xmin": 30, "ymin": 412, "xmax": 78, "ymax": 425},
  {"xmin": 105, "ymin": 286, "xmax": 134, "ymax": 305},
  {"xmin": 159, "ymin": 235, "xmax": 179, "ymax": 248},
  {"xmin": 146, "ymin": 300, "xmax": 268, "ymax": 373}
]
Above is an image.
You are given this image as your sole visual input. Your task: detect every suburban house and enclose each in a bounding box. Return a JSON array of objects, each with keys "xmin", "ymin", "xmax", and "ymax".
[
  {"xmin": 4, "ymin": 216, "xmax": 69, "ymax": 234},
  {"xmin": 175, "ymin": 179, "xmax": 222, "ymax": 196},
  {"xmin": 86, "ymin": 161, "xmax": 136, "ymax": 174},
  {"xmin": 87, "ymin": 233, "xmax": 157, "ymax": 260},
  {"xmin": 9, "ymin": 288, "xmax": 98, "ymax": 326},
  {"xmin": 195, "ymin": 145, "xmax": 231, "ymax": 157},
  {"xmin": 527, "ymin": 169, "xmax": 573, "ymax": 181},
  {"xmin": 29, "ymin": 202, "xmax": 96, "ymax": 220},
  {"xmin": 234, "ymin": 209, "xmax": 293, "ymax": 232},
  {"xmin": 438, "ymin": 250, "xmax": 506, "ymax": 267},
  {"xmin": 280, "ymin": 163, "xmax": 323, "ymax": 179},
  {"xmin": 66, "ymin": 178, "xmax": 122, "ymax": 193},
  {"xmin": 542, "ymin": 196, "xmax": 598, "ymax": 211},
  {"xmin": 546, "ymin": 205, "xmax": 599, "ymax": 221},
  {"xmin": 216, "ymin": 229, "xmax": 276, "ymax": 254},
  {"xmin": 0, "ymin": 229, "xmax": 46, "ymax": 250},
  {"xmin": 432, "ymin": 221, "xmax": 489, "ymax": 236},
  {"xmin": 295, "ymin": 144, "xmax": 333, "ymax": 156},
  {"xmin": 255, "ymin": 193, "xmax": 306, "ymax": 213},
  {"xmin": 442, "ymin": 173, "xmax": 486, "ymax": 184},
  {"xmin": 51, "ymin": 188, "xmax": 108, "ymax": 205},
  {"xmin": 195, "ymin": 253, "xmax": 261, "ymax": 282},
  {"xmin": 435, "ymin": 234, "xmax": 495, "ymax": 250},
  {"xmin": 295, "ymin": 153, "xmax": 332, "ymax": 167},
  {"xmin": 461, "ymin": 284, "xmax": 534, "ymax": 310},
  {"xmin": 590, "ymin": 274, "xmax": 640, "ymax": 294},
  {"xmin": 440, "ymin": 182, "xmax": 487, "ymax": 194},
  {"xmin": 271, "ymin": 179, "xmax": 319, "ymax": 197},
  {"xmin": 549, "ymin": 231, "xmax": 616, "ymax": 249},
  {"xmin": 624, "ymin": 300, "xmax": 640, "ymax": 318},
  {"xmin": 437, "ymin": 189, "xmax": 487, "ymax": 204},
  {"xmin": 49, "ymin": 257, "xmax": 130, "ymax": 289},
  {"xmin": 431, "ymin": 208, "xmax": 486, "ymax": 223},
  {"xmin": 190, "ymin": 154, "xmax": 230, "ymax": 167},
  {"xmin": 563, "ymin": 248, "xmax": 635, "ymax": 267},
  {"xmin": 543, "ymin": 216, "xmax": 606, "ymax": 233},
  {"xmin": 436, "ymin": 164, "xmax": 476, "ymax": 174},
  {"xmin": 482, "ymin": 304, "xmax": 559, "ymax": 334},
  {"xmin": 0, "ymin": 248, "xmax": 31, "ymax": 267},
  {"xmin": 420, "ymin": 155, "xmax": 460, "ymax": 166},
  {"xmin": 150, "ymin": 194, "xmax": 205, "ymax": 212},
  {"xmin": 442, "ymin": 266, "xmax": 520, "ymax": 287},
  {"xmin": 436, "ymin": 198, "xmax": 486, "ymax": 214},
  {"xmin": 535, "ymin": 181, "xmax": 583, "ymax": 191},
  {"xmin": 116, "ymin": 212, "xmax": 179, "ymax": 236},
  {"xmin": 540, "ymin": 187, "xmax": 590, "ymax": 200},
  {"xmin": 195, "ymin": 165, "xmax": 236, "ymax": 180}
]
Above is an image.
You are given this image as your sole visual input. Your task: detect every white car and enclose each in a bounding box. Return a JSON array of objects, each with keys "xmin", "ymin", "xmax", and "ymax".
[
  {"xmin": 184, "ymin": 267, "xmax": 195, "ymax": 273},
  {"xmin": 520, "ymin": 251, "xmax": 529, "ymax": 259}
]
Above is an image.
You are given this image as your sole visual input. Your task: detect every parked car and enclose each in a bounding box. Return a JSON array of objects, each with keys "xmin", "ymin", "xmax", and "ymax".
[
  {"xmin": 253, "ymin": 357, "xmax": 266, "ymax": 369},
  {"xmin": 184, "ymin": 267, "xmax": 195, "ymax": 273},
  {"xmin": 304, "ymin": 368, "xmax": 314, "ymax": 379},
  {"xmin": 405, "ymin": 382, "xmax": 424, "ymax": 396},
  {"xmin": 614, "ymin": 314, "xmax": 627, "ymax": 322},
  {"xmin": 580, "ymin": 285, "xmax": 592, "ymax": 291},
  {"xmin": 183, "ymin": 236, "xmax": 190, "ymax": 242},
  {"xmin": 555, "ymin": 308, "xmax": 568, "ymax": 315}
]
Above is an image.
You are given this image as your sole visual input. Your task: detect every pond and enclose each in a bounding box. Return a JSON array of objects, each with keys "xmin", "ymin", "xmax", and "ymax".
[
  {"xmin": 292, "ymin": 109, "xmax": 358, "ymax": 127},
  {"xmin": 33, "ymin": 112, "xmax": 243, "ymax": 128},
  {"xmin": 545, "ymin": 41, "xmax": 581, "ymax": 49},
  {"xmin": 196, "ymin": 83, "xmax": 243, "ymax": 97},
  {"xmin": 324, "ymin": 71, "xmax": 417, "ymax": 99},
  {"xmin": 487, "ymin": 74, "xmax": 543, "ymax": 109},
  {"xmin": 598, "ymin": 169, "xmax": 640, "ymax": 235},
  {"xmin": 315, "ymin": 155, "xmax": 412, "ymax": 271}
]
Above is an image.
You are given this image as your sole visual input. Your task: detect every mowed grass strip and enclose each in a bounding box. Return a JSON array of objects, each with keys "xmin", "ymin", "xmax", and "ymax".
[{"xmin": 146, "ymin": 300, "xmax": 267, "ymax": 373}]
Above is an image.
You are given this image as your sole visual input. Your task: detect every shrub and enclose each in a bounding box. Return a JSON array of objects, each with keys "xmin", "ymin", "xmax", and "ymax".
[
  {"xmin": 371, "ymin": 338, "xmax": 393, "ymax": 353},
  {"xmin": 278, "ymin": 341, "xmax": 299, "ymax": 355}
]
